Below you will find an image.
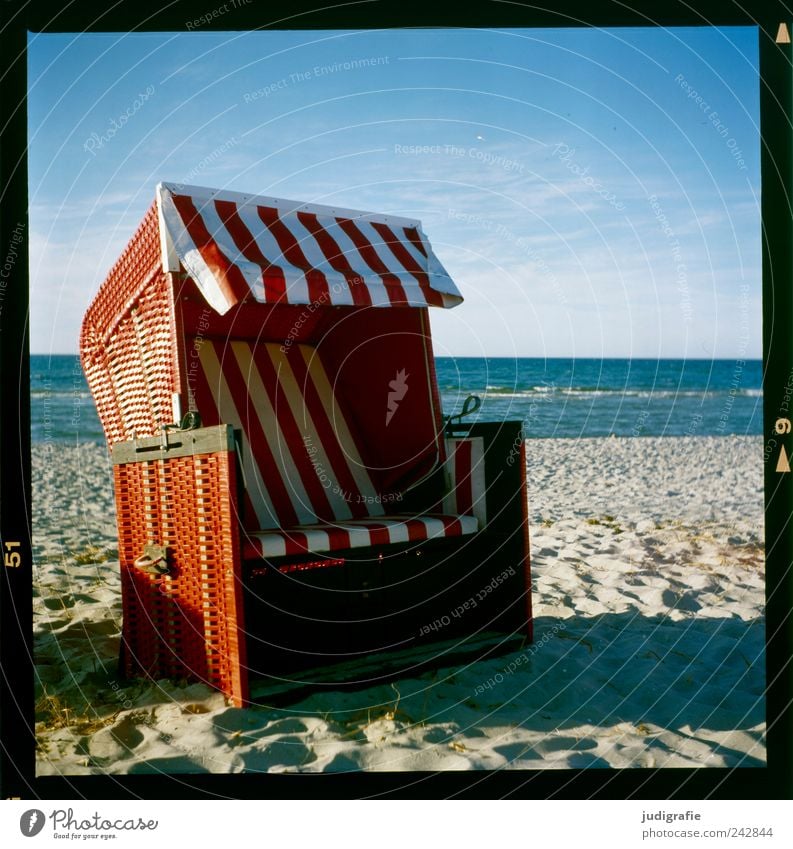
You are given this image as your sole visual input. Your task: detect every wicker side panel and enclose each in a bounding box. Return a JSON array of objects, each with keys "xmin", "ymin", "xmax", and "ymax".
[
  {"xmin": 80, "ymin": 202, "xmax": 180, "ymax": 445},
  {"xmin": 114, "ymin": 450, "xmax": 248, "ymax": 706}
]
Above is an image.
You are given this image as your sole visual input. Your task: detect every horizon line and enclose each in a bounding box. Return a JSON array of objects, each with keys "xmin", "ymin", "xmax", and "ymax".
[{"xmin": 32, "ymin": 352, "xmax": 765, "ymax": 361}]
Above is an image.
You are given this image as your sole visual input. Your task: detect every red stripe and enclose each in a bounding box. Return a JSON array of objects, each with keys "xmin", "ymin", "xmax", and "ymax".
[
  {"xmin": 286, "ymin": 348, "xmax": 372, "ymax": 518},
  {"xmin": 404, "ymin": 226, "xmax": 428, "ymax": 258},
  {"xmin": 283, "ymin": 531, "xmax": 310, "ymax": 556},
  {"xmin": 364, "ymin": 522, "xmax": 391, "ymax": 547},
  {"xmin": 215, "ymin": 340, "xmax": 301, "ymax": 528},
  {"xmin": 251, "ymin": 345, "xmax": 335, "ymax": 520},
  {"xmin": 297, "ymin": 211, "xmax": 372, "ymax": 307},
  {"xmin": 214, "ymin": 200, "xmax": 288, "ymax": 303},
  {"xmin": 335, "ymin": 217, "xmax": 409, "ymax": 306},
  {"xmin": 256, "ymin": 206, "xmax": 331, "ymax": 305},
  {"xmin": 405, "ymin": 518, "xmax": 430, "ymax": 542},
  {"xmin": 323, "ymin": 524, "xmax": 352, "ymax": 551},
  {"xmin": 171, "ymin": 194, "xmax": 250, "ymax": 308},
  {"xmin": 370, "ymin": 221, "xmax": 443, "ymax": 307},
  {"xmin": 453, "ymin": 440, "xmax": 474, "ymax": 516},
  {"xmin": 441, "ymin": 515, "xmax": 462, "ymax": 536}
]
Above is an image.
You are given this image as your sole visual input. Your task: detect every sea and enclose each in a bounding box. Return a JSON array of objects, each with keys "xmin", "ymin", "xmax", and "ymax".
[{"xmin": 30, "ymin": 354, "xmax": 763, "ymax": 445}]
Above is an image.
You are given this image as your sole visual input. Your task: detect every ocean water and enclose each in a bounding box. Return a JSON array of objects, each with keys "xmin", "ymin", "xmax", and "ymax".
[
  {"xmin": 30, "ymin": 354, "xmax": 763, "ymax": 445},
  {"xmin": 436, "ymin": 357, "xmax": 763, "ymax": 439},
  {"xmin": 30, "ymin": 355, "xmax": 100, "ymax": 445}
]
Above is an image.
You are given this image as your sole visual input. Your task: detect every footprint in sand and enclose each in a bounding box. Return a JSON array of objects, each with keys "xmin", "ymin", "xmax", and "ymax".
[
  {"xmin": 87, "ymin": 715, "xmax": 144, "ymax": 763},
  {"xmin": 238, "ymin": 735, "xmax": 317, "ymax": 771},
  {"xmin": 110, "ymin": 715, "xmax": 145, "ymax": 750},
  {"xmin": 43, "ymin": 596, "xmax": 75, "ymax": 610},
  {"xmin": 263, "ymin": 717, "xmax": 311, "ymax": 735},
  {"xmin": 493, "ymin": 741, "xmax": 542, "ymax": 763},
  {"xmin": 662, "ymin": 589, "xmax": 702, "ymax": 612},
  {"xmin": 322, "ymin": 751, "xmax": 364, "ymax": 772},
  {"xmin": 213, "ymin": 711, "xmax": 312, "ymax": 746},
  {"xmin": 419, "ymin": 725, "xmax": 458, "ymax": 745}
]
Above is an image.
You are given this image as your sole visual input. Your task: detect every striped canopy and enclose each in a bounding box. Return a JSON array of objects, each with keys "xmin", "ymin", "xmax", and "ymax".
[{"xmin": 156, "ymin": 182, "xmax": 463, "ymax": 315}]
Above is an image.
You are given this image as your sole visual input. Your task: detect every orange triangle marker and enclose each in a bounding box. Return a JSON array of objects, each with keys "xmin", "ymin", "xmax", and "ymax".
[
  {"xmin": 777, "ymin": 444, "xmax": 791, "ymax": 473},
  {"xmin": 776, "ymin": 23, "xmax": 791, "ymax": 44}
]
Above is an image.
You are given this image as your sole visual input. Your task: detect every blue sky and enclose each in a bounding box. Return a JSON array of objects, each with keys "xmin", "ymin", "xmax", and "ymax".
[{"xmin": 27, "ymin": 26, "xmax": 761, "ymax": 357}]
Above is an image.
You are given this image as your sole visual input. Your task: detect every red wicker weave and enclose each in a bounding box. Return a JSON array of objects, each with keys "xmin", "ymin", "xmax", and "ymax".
[
  {"xmin": 80, "ymin": 203, "xmax": 180, "ymax": 444},
  {"xmin": 114, "ymin": 438, "xmax": 247, "ymax": 706}
]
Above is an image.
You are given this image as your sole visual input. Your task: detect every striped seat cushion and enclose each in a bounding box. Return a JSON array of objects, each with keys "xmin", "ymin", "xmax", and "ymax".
[
  {"xmin": 243, "ymin": 513, "xmax": 479, "ymax": 559},
  {"xmin": 194, "ymin": 339, "xmax": 385, "ymax": 529}
]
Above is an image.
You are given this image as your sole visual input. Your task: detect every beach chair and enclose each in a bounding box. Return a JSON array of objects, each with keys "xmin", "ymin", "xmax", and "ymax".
[{"xmin": 80, "ymin": 183, "xmax": 532, "ymax": 706}]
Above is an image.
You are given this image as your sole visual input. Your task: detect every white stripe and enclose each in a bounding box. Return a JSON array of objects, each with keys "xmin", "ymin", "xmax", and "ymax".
[
  {"xmin": 282, "ymin": 528, "xmax": 330, "ymax": 554},
  {"xmin": 419, "ymin": 517, "xmax": 445, "ymax": 540},
  {"xmin": 398, "ymin": 225, "xmax": 432, "ymax": 273},
  {"xmin": 348, "ymin": 526, "xmax": 375, "ymax": 548},
  {"xmin": 198, "ymin": 342, "xmax": 279, "ymax": 529},
  {"xmin": 297, "ymin": 346, "xmax": 384, "ymax": 516},
  {"xmin": 322, "ymin": 219, "xmax": 393, "ymax": 306},
  {"xmin": 196, "ymin": 200, "xmax": 267, "ymax": 302},
  {"xmin": 257, "ymin": 534, "xmax": 286, "ymax": 558},
  {"xmin": 382, "ymin": 518, "xmax": 411, "ymax": 545},
  {"xmin": 231, "ymin": 341, "xmax": 317, "ymax": 526},
  {"xmin": 457, "ymin": 514, "xmax": 479, "ymax": 534},
  {"xmin": 308, "ymin": 529, "xmax": 331, "ymax": 551},
  {"xmin": 353, "ymin": 219, "xmax": 430, "ymax": 307},
  {"xmin": 442, "ymin": 441, "xmax": 460, "ymax": 516},
  {"xmin": 372, "ymin": 220, "xmax": 430, "ymax": 283},
  {"xmin": 235, "ymin": 203, "xmax": 312, "ymax": 305},
  {"xmin": 282, "ymin": 215, "xmax": 355, "ymax": 306},
  {"xmin": 281, "ymin": 211, "xmax": 328, "ymax": 270},
  {"xmin": 469, "ymin": 437, "xmax": 488, "ymax": 527},
  {"xmin": 426, "ymin": 249, "xmax": 461, "ymax": 298},
  {"xmin": 159, "ymin": 190, "xmax": 232, "ymax": 314},
  {"xmin": 284, "ymin": 212, "xmax": 356, "ymax": 306}
]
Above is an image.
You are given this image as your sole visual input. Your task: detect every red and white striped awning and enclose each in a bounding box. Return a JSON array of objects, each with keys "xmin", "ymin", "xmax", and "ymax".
[{"xmin": 156, "ymin": 182, "xmax": 463, "ymax": 314}]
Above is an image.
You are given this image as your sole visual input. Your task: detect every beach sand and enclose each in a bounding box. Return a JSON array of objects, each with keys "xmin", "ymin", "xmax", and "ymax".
[{"xmin": 32, "ymin": 435, "xmax": 765, "ymax": 774}]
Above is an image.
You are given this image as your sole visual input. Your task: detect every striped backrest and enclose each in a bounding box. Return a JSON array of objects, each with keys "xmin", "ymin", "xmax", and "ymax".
[{"xmin": 192, "ymin": 338, "xmax": 385, "ymax": 530}]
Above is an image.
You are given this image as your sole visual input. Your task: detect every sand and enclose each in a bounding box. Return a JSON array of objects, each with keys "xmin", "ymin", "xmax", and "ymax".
[{"xmin": 32, "ymin": 435, "xmax": 765, "ymax": 774}]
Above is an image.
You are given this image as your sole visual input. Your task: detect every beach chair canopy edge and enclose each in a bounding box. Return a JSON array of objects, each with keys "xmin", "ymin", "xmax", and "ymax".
[{"xmin": 156, "ymin": 181, "xmax": 464, "ymax": 315}]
